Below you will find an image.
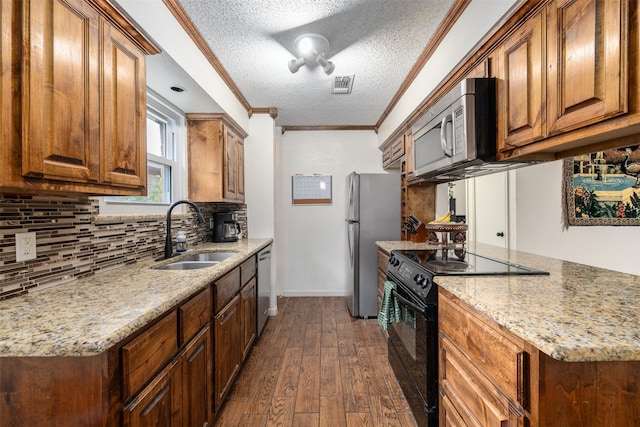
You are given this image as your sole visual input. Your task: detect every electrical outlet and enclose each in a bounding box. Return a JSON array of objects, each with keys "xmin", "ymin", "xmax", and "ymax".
[{"xmin": 16, "ymin": 232, "xmax": 37, "ymax": 262}]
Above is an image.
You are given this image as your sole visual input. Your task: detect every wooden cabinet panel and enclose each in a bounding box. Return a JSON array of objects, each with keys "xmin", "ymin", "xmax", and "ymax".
[
  {"xmin": 179, "ymin": 286, "xmax": 211, "ymax": 345},
  {"xmin": 440, "ymin": 334, "xmax": 522, "ymax": 427},
  {"xmin": 100, "ymin": 20, "xmax": 147, "ymax": 189},
  {"xmin": 496, "ymin": 10, "xmax": 545, "ymax": 151},
  {"xmin": 181, "ymin": 325, "xmax": 212, "ymax": 427},
  {"xmin": 237, "ymin": 138, "xmax": 245, "ymax": 199},
  {"xmin": 124, "ymin": 358, "xmax": 182, "ymax": 427},
  {"xmin": 22, "ymin": 0, "xmax": 101, "ymax": 183},
  {"xmin": 122, "ymin": 311, "xmax": 178, "ymax": 400},
  {"xmin": 0, "ymin": 0, "xmax": 157, "ymax": 195},
  {"xmin": 440, "ymin": 393, "xmax": 467, "ymax": 427},
  {"xmin": 439, "ymin": 294, "xmax": 525, "ymax": 404},
  {"xmin": 382, "ymin": 134, "xmax": 405, "ymax": 169},
  {"xmin": 240, "ymin": 256, "xmax": 257, "ymax": 286},
  {"xmin": 187, "ymin": 113, "xmax": 248, "ymax": 203},
  {"xmin": 546, "ymin": 0, "xmax": 627, "ymax": 135},
  {"xmin": 241, "ymin": 277, "xmax": 257, "ymax": 359},
  {"xmin": 214, "ymin": 294, "xmax": 242, "ymax": 411},
  {"xmin": 224, "ymin": 126, "xmax": 237, "ymax": 199},
  {"xmin": 213, "ymin": 267, "xmax": 241, "ymax": 313},
  {"xmin": 376, "ymin": 249, "xmax": 389, "ymax": 319}
]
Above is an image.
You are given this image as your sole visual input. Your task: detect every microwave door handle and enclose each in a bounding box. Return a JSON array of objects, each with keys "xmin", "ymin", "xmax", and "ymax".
[{"xmin": 440, "ymin": 114, "xmax": 453, "ymax": 157}]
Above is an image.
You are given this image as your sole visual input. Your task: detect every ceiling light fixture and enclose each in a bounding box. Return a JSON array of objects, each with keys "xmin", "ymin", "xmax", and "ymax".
[{"xmin": 288, "ymin": 33, "xmax": 335, "ymax": 75}]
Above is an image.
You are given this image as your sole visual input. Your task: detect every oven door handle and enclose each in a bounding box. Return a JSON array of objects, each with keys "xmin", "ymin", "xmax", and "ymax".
[{"xmin": 391, "ymin": 289, "xmax": 427, "ymax": 316}]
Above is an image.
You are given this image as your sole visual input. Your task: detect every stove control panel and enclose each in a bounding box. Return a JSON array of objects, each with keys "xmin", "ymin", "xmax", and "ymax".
[{"xmin": 387, "ymin": 254, "xmax": 435, "ymax": 303}]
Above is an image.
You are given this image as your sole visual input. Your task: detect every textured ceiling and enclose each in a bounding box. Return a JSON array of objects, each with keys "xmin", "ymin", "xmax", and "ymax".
[{"xmin": 174, "ymin": 0, "xmax": 457, "ymax": 127}]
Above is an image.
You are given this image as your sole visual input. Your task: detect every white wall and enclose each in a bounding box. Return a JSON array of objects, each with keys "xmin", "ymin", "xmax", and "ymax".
[
  {"xmin": 515, "ymin": 161, "xmax": 640, "ymax": 275},
  {"xmin": 245, "ymin": 115, "xmax": 279, "ymax": 313},
  {"xmin": 274, "ymin": 130, "xmax": 388, "ymax": 296},
  {"xmin": 377, "ymin": 0, "xmax": 519, "ymax": 143}
]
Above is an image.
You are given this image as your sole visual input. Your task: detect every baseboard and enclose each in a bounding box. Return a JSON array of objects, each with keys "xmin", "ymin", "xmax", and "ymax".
[{"xmin": 282, "ymin": 290, "xmax": 348, "ymax": 297}]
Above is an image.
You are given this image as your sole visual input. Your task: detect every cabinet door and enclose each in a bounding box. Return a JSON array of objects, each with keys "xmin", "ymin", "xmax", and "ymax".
[
  {"xmin": 101, "ymin": 19, "xmax": 147, "ymax": 190},
  {"xmin": 22, "ymin": 0, "xmax": 101, "ymax": 183},
  {"xmin": 236, "ymin": 138, "xmax": 245, "ymax": 200},
  {"xmin": 496, "ymin": 10, "xmax": 545, "ymax": 151},
  {"xmin": 214, "ymin": 294, "xmax": 242, "ymax": 411},
  {"xmin": 546, "ymin": 0, "xmax": 627, "ymax": 135},
  {"xmin": 241, "ymin": 278, "xmax": 256, "ymax": 360},
  {"xmin": 124, "ymin": 358, "xmax": 182, "ymax": 427},
  {"xmin": 223, "ymin": 126, "xmax": 237, "ymax": 200},
  {"xmin": 181, "ymin": 326, "xmax": 211, "ymax": 427}
]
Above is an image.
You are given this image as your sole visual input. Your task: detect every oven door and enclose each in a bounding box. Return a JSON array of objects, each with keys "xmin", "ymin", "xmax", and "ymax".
[{"xmin": 387, "ymin": 277, "xmax": 438, "ymax": 424}]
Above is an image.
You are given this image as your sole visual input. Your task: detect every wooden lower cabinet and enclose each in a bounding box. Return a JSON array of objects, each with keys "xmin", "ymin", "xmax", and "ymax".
[
  {"xmin": 214, "ymin": 294, "xmax": 242, "ymax": 411},
  {"xmin": 124, "ymin": 358, "xmax": 182, "ymax": 427},
  {"xmin": 125, "ymin": 324, "xmax": 211, "ymax": 427},
  {"xmin": 439, "ymin": 288, "xmax": 640, "ymax": 427},
  {"xmin": 181, "ymin": 326, "xmax": 211, "ymax": 427},
  {"xmin": 0, "ymin": 254, "xmax": 265, "ymax": 426},
  {"xmin": 241, "ymin": 277, "xmax": 257, "ymax": 360}
]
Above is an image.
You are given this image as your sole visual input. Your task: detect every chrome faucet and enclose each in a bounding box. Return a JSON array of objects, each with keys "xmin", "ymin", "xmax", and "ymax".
[{"xmin": 164, "ymin": 200, "xmax": 206, "ymax": 259}]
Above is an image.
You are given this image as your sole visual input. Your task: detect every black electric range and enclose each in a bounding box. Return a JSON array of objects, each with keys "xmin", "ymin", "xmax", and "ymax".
[{"xmin": 385, "ymin": 248, "xmax": 548, "ymax": 426}]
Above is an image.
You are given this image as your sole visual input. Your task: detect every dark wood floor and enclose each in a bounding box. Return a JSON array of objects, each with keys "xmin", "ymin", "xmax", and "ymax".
[{"xmin": 213, "ymin": 296, "xmax": 419, "ymax": 427}]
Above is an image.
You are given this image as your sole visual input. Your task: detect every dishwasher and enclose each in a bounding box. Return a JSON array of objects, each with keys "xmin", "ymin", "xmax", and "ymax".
[{"xmin": 257, "ymin": 244, "xmax": 271, "ymax": 337}]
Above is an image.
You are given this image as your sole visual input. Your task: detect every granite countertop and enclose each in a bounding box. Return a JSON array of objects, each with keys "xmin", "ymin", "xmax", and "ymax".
[
  {"xmin": 0, "ymin": 238, "xmax": 272, "ymax": 358},
  {"xmin": 377, "ymin": 240, "xmax": 640, "ymax": 363}
]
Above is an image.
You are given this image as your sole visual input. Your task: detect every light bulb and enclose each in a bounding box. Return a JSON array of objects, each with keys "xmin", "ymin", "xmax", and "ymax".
[{"xmin": 298, "ymin": 37, "xmax": 313, "ymax": 55}]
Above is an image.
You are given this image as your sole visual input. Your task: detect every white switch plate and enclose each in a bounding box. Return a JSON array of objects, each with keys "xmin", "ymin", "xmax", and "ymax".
[{"xmin": 16, "ymin": 232, "xmax": 37, "ymax": 262}]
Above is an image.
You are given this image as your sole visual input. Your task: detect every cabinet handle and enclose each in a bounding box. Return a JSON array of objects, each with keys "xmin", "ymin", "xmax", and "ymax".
[
  {"xmin": 187, "ymin": 342, "xmax": 205, "ymax": 363},
  {"xmin": 141, "ymin": 384, "xmax": 170, "ymax": 417},
  {"xmin": 219, "ymin": 303, "xmax": 238, "ymax": 325}
]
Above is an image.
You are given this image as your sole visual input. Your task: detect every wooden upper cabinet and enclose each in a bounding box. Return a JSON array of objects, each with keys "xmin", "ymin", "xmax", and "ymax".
[
  {"xmin": 382, "ymin": 134, "xmax": 405, "ymax": 169},
  {"xmin": 546, "ymin": 0, "xmax": 627, "ymax": 135},
  {"xmin": 187, "ymin": 113, "xmax": 248, "ymax": 203},
  {"xmin": 100, "ymin": 19, "xmax": 148, "ymax": 189},
  {"xmin": 0, "ymin": 0, "xmax": 158, "ymax": 195},
  {"xmin": 496, "ymin": 9, "xmax": 546, "ymax": 151},
  {"xmin": 22, "ymin": 0, "xmax": 102, "ymax": 184}
]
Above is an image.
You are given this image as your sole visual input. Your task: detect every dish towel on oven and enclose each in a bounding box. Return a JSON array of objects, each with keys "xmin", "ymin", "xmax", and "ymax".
[
  {"xmin": 378, "ymin": 281, "xmax": 400, "ymax": 331},
  {"xmin": 378, "ymin": 281, "xmax": 417, "ymax": 331}
]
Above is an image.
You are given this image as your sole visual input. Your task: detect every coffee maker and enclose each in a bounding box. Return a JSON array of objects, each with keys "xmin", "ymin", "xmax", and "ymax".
[{"xmin": 213, "ymin": 212, "xmax": 241, "ymax": 242}]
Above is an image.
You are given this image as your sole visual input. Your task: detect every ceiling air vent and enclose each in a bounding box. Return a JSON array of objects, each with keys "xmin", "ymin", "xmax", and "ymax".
[{"xmin": 331, "ymin": 75, "xmax": 354, "ymax": 94}]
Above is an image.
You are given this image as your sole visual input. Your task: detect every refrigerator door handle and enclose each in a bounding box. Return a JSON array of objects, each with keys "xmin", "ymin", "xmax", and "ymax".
[{"xmin": 347, "ymin": 222, "xmax": 354, "ymax": 267}]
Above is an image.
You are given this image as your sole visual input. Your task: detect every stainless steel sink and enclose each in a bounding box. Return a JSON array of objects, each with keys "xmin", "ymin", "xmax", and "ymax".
[
  {"xmin": 156, "ymin": 261, "xmax": 220, "ymax": 271},
  {"xmin": 180, "ymin": 252, "xmax": 237, "ymax": 262}
]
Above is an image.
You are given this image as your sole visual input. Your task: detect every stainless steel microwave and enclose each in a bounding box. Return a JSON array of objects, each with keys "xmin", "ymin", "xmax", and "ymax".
[{"xmin": 412, "ymin": 78, "xmax": 497, "ymax": 181}]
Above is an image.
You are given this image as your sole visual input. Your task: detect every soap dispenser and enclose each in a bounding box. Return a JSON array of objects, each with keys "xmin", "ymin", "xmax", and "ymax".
[{"xmin": 175, "ymin": 231, "xmax": 188, "ymax": 253}]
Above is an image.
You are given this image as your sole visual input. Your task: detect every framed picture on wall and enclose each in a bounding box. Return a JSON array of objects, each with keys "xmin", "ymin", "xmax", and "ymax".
[{"xmin": 563, "ymin": 145, "xmax": 640, "ymax": 226}]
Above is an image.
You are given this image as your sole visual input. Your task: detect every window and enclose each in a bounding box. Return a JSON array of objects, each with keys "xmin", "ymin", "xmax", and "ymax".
[{"xmin": 99, "ymin": 90, "xmax": 186, "ymax": 215}]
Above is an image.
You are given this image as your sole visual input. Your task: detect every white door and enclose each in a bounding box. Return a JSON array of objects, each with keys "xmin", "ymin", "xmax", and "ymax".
[{"xmin": 471, "ymin": 172, "xmax": 509, "ymax": 248}]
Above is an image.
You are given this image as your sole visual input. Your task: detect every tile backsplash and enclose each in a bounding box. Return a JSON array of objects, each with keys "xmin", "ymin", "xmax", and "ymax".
[{"xmin": 0, "ymin": 194, "xmax": 246, "ymax": 299}]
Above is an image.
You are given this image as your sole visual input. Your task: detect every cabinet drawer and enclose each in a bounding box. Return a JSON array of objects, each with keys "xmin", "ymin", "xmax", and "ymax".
[
  {"xmin": 214, "ymin": 267, "xmax": 240, "ymax": 313},
  {"xmin": 179, "ymin": 287, "xmax": 211, "ymax": 345},
  {"xmin": 240, "ymin": 256, "xmax": 256, "ymax": 286},
  {"xmin": 122, "ymin": 311, "xmax": 178, "ymax": 400},
  {"xmin": 439, "ymin": 293, "xmax": 526, "ymax": 404},
  {"xmin": 440, "ymin": 333, "xmax": 517, "ymax": 427}
]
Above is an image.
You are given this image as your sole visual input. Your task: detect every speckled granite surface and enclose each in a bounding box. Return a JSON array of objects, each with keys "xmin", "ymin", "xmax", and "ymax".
[
  {"xmin": 0, "ymin": 239, "xmax": 271, "ymax": 357},
  {"xmin": 377, "ymin": 241, "xmax": 640, "ymax": 362}
]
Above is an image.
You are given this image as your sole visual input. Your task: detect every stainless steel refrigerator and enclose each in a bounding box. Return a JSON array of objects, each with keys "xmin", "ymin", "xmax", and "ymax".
[{"xmin": 346, "ymin": 172, "xmax": 400, "ymax": 318}]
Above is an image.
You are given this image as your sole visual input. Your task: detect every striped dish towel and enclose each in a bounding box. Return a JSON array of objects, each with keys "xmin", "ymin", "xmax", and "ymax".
[{"xmin": 378, "ymin": 280, "xmax": 401, "ymax": 331}]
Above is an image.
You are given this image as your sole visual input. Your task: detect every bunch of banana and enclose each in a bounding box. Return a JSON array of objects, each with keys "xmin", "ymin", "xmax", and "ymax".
[{"xmin": 429, "ymin": 212, "xmax": 451, "ymax": 224}]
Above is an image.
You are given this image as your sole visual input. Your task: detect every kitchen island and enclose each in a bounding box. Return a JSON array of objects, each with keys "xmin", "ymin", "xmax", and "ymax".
[
  {"xmin": 377, "ymin": 241, "xmax": 640, "ymax": 426},
  {"xmin": 0, "ymin": 238, "xmax": 272, "ymax": 426}
]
